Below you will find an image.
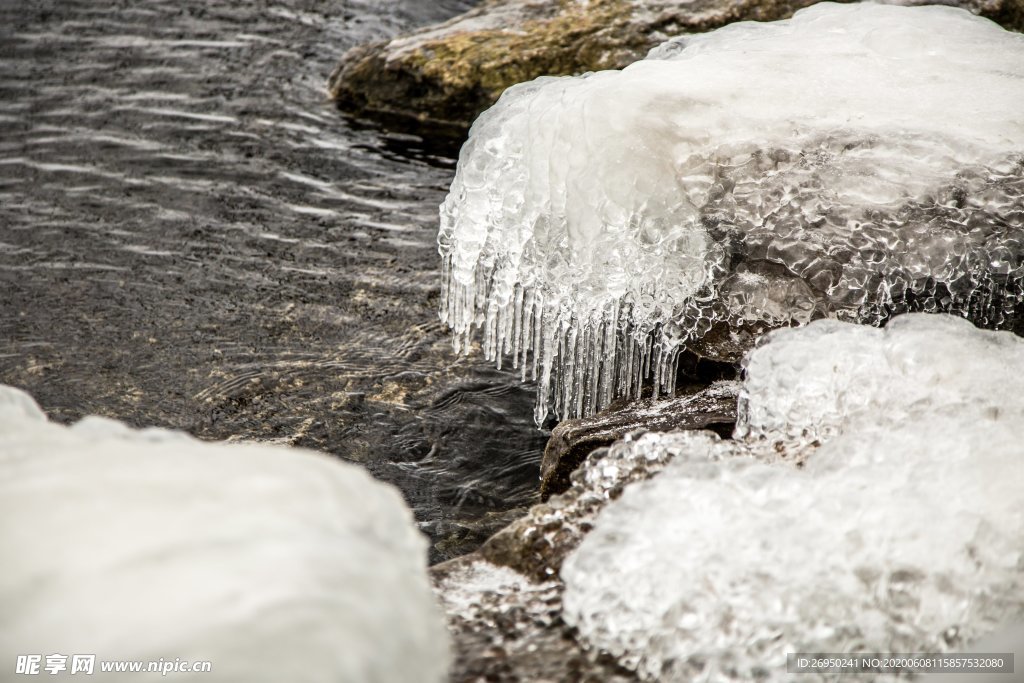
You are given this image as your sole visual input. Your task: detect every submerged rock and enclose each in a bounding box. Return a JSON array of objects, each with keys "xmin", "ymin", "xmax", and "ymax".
[
  {"xmin": 438, "ymin": 3, "xmax": 1024, "ymax": 422},
  {"xmin": 0, "ymin": 386, "xmax": 450, "ymax": 683},
  {"xmin": 540, "ymin": 379, "xmax": 738, "ymax": 498},
  {"xmin": 328, "ymin": 0, "xmax": 1024, "ymax": 129}
]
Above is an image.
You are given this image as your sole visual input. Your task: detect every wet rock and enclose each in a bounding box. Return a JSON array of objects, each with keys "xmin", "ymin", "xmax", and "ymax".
[
  {"xmin": 480, "ymin": 428, "xmax": 703, "ymax": 581},
  {"xmin": 431, "ymin": 428, "xmax": 736, "ymax": 681},
  {"xmin": 540, "ymin": 380, "xmax": 738, "ymax": 499},
  {"xmin": 430, "ymin": 428, "xmax": 709, "ymax": 681},
  {"xmin": 328, "ymin": 0, "xmax": 1024, "ymax": 130},
  {"xmin": 433, "ymin": 558, "xmax": 637, "ymax": 682}
]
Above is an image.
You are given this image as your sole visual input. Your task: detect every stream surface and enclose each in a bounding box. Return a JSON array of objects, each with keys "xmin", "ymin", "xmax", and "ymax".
[{"xmin": 0, "ymin": 0, "xmax": 546, "ymax": 562}]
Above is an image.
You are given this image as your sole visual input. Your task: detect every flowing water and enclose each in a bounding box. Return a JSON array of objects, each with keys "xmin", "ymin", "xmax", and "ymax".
[{"xmin": 0, "ymin": 0, "xmax": 546, "ymax": 563}]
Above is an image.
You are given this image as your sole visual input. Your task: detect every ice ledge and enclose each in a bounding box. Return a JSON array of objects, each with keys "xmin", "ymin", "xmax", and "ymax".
[{"xmin": 439, "ymin": 2, "xmax": 1024, "ymax": 423}]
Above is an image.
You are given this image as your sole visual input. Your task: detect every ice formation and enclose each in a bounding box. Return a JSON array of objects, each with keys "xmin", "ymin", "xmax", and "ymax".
[
  {"xmin": 438, "ymin": 2, "xmax": 1024, "ymax": 422},
  {"xmin": 560, "ymin": 315, "xmax": 1024, "ymax": 681},
  {"xmin": 738, "ymin": 312, "xmax": 1024, "ymax": 444},
  {"xmin": 0, "ymin": 386, "xmax": 450, "ymax": 683}
]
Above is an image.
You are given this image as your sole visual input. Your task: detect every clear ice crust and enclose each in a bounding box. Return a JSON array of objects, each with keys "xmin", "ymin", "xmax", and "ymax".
[
  {"xmin": 561, "ymin": 314, "xmax": 1024, "ymax": 681},
  {"xmin": 438, "ymin": 2, "xmax": 1024, "ymax": 422}
]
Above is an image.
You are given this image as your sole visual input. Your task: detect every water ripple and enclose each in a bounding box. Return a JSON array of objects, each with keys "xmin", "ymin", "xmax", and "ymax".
[{"xmin": 0, "ymin": 0, "xmax": 537, "ymax": 562}]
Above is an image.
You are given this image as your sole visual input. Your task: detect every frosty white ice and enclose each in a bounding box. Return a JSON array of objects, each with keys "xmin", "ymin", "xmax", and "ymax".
[
  {"xmin": 0, "ymin": 387, "xmax": 450, "ymax": 683},
  {"xmin": 439, "ymin": 2, "xmax": 1024, "ymax": 422},
  {"xmin": 561, "ymin": 314, "xmax": 1024, "ymax": 681}
]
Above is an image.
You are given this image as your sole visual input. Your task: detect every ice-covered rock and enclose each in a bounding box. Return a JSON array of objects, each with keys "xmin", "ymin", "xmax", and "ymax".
[
  {"xmin": 432, "ymin": 427, "xmax": 697, "ymax": 683},
  {"xmin": 439, "ymin": 2, "xmax": 1024, "ymax": 422},
  {"xmin": 541, "ymin": 379, "xmax": 738, "ymax": 498},
  {"xmin": 560, "ymin": 315, "xmax": 1024, "ymax": 681},
  {"xmin": 737, "ymin": 312, "xmax": 1024, "ymax": 446},
  {"xmin": 330, "ymin": 0, "xmax": 1024, "ymax": 129},
  {"xmin": 0, "ymin": 386, "xmax": 449, "ymax": 683}
]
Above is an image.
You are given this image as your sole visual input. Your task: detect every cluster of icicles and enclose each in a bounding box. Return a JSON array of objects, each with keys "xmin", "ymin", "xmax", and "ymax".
[{"xmin": 439, "ymin": 257, "xmax": 711, "ymax": 423}]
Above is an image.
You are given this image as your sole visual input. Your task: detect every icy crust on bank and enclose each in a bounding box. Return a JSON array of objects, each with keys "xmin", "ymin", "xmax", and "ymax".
[
  {"xmin": 0, "ymin": 386, "xmax": 449, "ymax": 683},
  {"xmin": 561, "ymin": 316, "xmax": 1024, "ymax": 681},
  {"xmin": 439, "ymin": 2, "xmax": 1024, "ymax": 422}
]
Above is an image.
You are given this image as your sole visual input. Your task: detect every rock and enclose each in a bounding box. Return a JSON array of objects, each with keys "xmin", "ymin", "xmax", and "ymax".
[
  {"xmin": 328, "ymin": 0, "xmax": 1024, "ymax": 130},
  {"xmin": 562, "ymin": 315, "xmax": 1024, "ymax": 681},
  {"xmin": 431, "ymin": 427, "xmax": 709, "ymax": 681},
  {"xmin": 433, "ymin": 314, "xmax": 1024, "ymax": 682},
  {"xmin": 433, "ymin": 558, "xmax": 637, "ymax": 682},
  {"xmin": 437, "ymin": 3, "xmax": 1024, "ymax": 423},
  {"xmin": 540, "ymin": 380, "xmax": 738, "ymax": 499},
  {"xmin": 480, "ymin": 428, "xmax": 703, "ymax": 581}
]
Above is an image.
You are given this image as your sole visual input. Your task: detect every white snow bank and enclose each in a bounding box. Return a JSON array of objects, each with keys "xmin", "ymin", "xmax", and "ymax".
[
  {"xmin": 561, "ymin": 315, "xmax": 1024, "ymax": 681},
  {"xmin": 0, "ymin": 386, "xmax": 449, "ymax": 683},
  {"xmin": 439, "ymin": 2, "xmax": 1024, "ymax": 422}
]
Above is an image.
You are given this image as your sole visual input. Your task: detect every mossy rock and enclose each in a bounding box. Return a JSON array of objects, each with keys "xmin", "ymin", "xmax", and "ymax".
[{"xmin": 328, "ymin": 0, "xmax": 1024, "ymax": 131}]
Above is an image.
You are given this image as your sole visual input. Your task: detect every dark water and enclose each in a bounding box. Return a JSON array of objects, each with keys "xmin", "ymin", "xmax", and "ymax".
[{"xmin": 0, "ymin": 0, "xmax": 545, "ymax": 562}]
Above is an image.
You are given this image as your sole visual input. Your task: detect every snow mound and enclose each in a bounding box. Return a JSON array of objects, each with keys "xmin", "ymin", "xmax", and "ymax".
[
  {"xmin": 561, "ymin": 316, "xmax": 1024, "ymax": 681},
  {"xmin": 439, "ymin": 2, "xmax": 1024, "ymax": 422},
  {"xmin": 0, "ymin": 386, "xmax": 449, "ymax": 683}
]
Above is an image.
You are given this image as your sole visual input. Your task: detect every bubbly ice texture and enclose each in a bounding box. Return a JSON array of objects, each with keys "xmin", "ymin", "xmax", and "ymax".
[
  {"xmin": 561, "ymin": 315, "xmax": 1024, "ymax": 681},
  {"xmin": 738, "ymin": 312, "xmax": 1024, "ymax": 444},
  {"xmin": 0, "ymin": 386, "xmax": 449, "ymax": 683},
  {"xmin": 439, "ymin": 2, "xmax": 1024, "ymax": 422}
]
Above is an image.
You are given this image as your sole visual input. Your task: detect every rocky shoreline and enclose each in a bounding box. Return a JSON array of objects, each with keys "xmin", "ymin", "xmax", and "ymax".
[
  {"xmin": 343, "ymin": 2, "xmax": 1024, "ymax": 679},
  {"xmin": 430, "ymin": 315, "xmax": 1024, "ymax": 681},
  {"xmin": 3, "ymin": 1, "xmax": 1023, "ymax": 681}
]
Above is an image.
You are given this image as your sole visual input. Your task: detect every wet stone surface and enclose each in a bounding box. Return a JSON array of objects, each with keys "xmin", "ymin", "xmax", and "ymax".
[
  {"xmin": 540, "ymin": 380, "xmax": 739, "ymax": 498},
  {"xmin": 434, "ymin": 543, "xmax": 638, "ymax": 683},
  {"xmin": 0, "ymin": 0, "xmax": 544, "ymax": 563}
]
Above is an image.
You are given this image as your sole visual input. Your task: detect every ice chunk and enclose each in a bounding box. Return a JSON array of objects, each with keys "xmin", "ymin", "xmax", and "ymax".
[
  {"xmin": 560, "ymin": 316, "xmax": 1024, "ymax": 681},
  {"xmin": 439, "ymin": 2, "xmax": 1024, "ymax": 422},
  {"xmin": 0, "ymin": 384, "xmax": 46, "ymax": 429},
  {"xmin": 737, "ymin": 312, "xmax": 1024, "ymax": 445},
  {"xmin": 0, "ymin": 386, "xmax": 449, "ymax": 683},
  {"xmin": 563, "ymin": 419, "xmax": 1024, "ymax": 681}
]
